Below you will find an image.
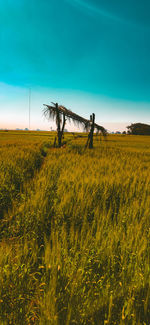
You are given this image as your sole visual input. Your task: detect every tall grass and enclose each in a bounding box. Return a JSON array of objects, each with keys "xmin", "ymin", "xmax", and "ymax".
[
  {"xmin": 0, "ymin": 131, "xmax": 52, "ymax": 221},
  {"xmin": 0, "ymin": 132, "xmax": 150, "ymax": 324}
]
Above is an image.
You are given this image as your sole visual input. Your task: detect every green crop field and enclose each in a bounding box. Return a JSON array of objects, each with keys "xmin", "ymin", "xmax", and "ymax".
[{"xmin": 0, "ymin": 130, "xmax": 150, "ymax": 324}]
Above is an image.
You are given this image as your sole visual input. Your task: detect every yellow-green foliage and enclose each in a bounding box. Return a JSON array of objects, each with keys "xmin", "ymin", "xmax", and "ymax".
[
  {"xmin": 0, "ymin": 131, "xmax": 150, "ymax": 324},
  {"xmin": 0, "ymin": 131, "xmax": 53, "ymax": 219}
]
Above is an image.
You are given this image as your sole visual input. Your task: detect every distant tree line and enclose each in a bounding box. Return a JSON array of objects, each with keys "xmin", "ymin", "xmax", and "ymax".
[{"xmin": 127, "ymin": 123, "xmax": 150, "ymax": 135}]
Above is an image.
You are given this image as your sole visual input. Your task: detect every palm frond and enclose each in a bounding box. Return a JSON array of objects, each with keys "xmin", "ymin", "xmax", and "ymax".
[
  {"xmin": 43, "ymin": 102, "xmax": 107, "ymax": 134},
  {"xmin": 94, "ymin": 123, "xmax": 107, "ymax": 136}
]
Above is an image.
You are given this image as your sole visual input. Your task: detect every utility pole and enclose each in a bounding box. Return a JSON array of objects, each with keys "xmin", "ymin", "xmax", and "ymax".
[{"xmin": 29, "ymin": 88, "xmax": 31, "ymax": 130}]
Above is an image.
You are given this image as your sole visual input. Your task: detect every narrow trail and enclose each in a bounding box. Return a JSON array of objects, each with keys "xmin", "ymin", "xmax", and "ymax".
[
  {"xmin": 0, "ymin": 145, "xmax": 61, "ymax": 324},
  {"xmin": 1, "ymin": 145, "xmax": 55, "ymax": 241}
]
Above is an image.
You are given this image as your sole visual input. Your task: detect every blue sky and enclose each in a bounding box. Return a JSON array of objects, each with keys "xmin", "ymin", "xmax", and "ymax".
[{"xmin": 0, "ymin": 0, "xmax": 150, "ymax": 131}]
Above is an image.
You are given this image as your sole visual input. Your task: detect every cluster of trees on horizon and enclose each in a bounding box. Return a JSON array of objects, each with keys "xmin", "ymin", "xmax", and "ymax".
[{"xmin": 126, "ymin": 123, "xmax": 150, "ymax": 135}]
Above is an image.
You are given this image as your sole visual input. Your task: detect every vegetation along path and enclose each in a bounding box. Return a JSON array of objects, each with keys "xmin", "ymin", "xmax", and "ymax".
[{"xmin": 0, "ymin": 131, "xmax": 150, "ymax": 324}]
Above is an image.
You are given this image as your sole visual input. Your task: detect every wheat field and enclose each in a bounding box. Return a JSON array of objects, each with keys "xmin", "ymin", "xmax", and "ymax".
[{"xmin": 0, "ymin": 130, "xmax": 150, "ymax": 324}]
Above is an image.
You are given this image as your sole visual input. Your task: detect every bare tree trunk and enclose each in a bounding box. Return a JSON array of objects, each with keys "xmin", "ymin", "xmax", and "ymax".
[
  {"xmin": 89, "ymin": 113, "xmax": 95, "ymax": 149},
  {"xmin": 85, "ymin": 132, "xmax": 90, "ymax": 149},
  {"xmin": 61, "ymin": 113, "xmax": 66, "ymax": 139},
  {"xmin": 56, "ymin": 103, "xmax": 61, "ymax": 147}
]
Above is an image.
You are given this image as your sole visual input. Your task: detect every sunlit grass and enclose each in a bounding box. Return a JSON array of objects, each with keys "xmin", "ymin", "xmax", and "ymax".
[{"xmin": 0, "ymin": 131, "xmax": 150, "ymax": 324}]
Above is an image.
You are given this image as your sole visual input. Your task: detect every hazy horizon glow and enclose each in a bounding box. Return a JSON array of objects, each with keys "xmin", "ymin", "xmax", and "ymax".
[
  {"xmin": 0, "ymin": 0, "xmax": 150, "ymax": 131},
  {"xmin": 0, "ymin": 82, "xmax": 149, "ymax": 132}
]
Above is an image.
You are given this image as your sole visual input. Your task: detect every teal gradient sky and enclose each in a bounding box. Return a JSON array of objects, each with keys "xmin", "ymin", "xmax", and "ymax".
[{"xmin": 0, "ymin": 0, "xmax": 150, "ymax": 131}]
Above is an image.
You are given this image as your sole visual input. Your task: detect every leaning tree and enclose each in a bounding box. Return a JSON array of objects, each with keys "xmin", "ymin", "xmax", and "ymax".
[{"xmin": 43, "ymin": 102, "xmax": 107, "ymax": 148}]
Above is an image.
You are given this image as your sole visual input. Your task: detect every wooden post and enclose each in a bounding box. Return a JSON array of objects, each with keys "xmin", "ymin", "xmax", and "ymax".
[
  {"xmin": 61, "ymin": 113, "xmax": 66, "ymax": 138},
  {"xmin": 89, "ymin": 113, "xmax": 95, "ymax": 149},
  {"xmin": 56, "ymin": 103, "xmax": 61, "ymax": 147}
]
